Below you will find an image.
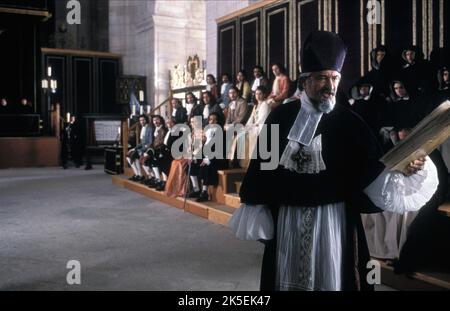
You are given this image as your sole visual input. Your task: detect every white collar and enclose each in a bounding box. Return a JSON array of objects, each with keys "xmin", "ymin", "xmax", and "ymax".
[{"xmin": 287, "ymin": 92, "xmax": 324, "ymax": 147}]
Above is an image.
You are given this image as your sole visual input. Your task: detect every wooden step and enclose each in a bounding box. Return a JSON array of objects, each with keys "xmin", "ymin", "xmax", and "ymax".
[
  {"xmin": 213, "ymin": 168, "xmax": 246, "ymax": 204},
  {"xmin": 224, "ymin": 193, "xmax": 241, "ymax": 209},
  {"xmin": 378, "ymin": 259, "xmax": 450, "ymax": 291},
  {"xmin": 112, "ymin": 175, "xmax": 234, "ymax": 226}
]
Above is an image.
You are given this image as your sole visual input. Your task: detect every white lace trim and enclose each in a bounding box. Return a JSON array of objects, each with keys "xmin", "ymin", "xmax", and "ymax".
[
  {"xmin": 228, "ymin": 204, "xmax": 274, "ymax": 241},
  {"xmin": 364, "ymin": 156, "xmax": 439, "ymax": 213}
]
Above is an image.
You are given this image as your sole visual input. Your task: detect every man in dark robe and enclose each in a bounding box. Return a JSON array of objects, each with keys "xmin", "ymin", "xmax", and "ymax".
[{"xmin": 230, "ymin": 31, "xmax": 438, "ymax": 291}]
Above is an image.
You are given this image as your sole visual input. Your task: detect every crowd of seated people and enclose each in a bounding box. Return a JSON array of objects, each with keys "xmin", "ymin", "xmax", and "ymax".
[{"xmin": 125, "ymin": 64, "xmax": 288, "ymax": 202}]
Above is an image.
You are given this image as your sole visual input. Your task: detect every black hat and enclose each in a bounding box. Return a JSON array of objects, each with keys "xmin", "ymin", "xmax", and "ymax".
[{"xmin": 300, "ymin": 31, "xmax": 347, "ymax": 73}]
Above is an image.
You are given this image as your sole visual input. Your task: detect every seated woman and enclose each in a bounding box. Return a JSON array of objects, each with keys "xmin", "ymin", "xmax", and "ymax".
[
  {"xmin": 241, "ymin": 86, "xmax": 272, "ymax": 169},
  {"xmin": 235, "ymin": 70, "xmax": 252, "ymax": 102},
  {"xmin": 189, "ymin": 112, "xmax": 227, "ymax": 202},
  {"xmin": 163, "ymin": 118, "xmax": 191, "ymax": 198}
]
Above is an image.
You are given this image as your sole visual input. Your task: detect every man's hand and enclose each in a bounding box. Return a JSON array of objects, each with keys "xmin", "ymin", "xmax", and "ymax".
[{"xmin": 405, "ymin": 157, "xmax": 426, "ymax": 176}]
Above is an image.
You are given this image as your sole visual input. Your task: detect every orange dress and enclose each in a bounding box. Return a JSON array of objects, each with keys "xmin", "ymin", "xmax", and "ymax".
[{"xmin": 164, "ymin": 159, "xmax": 189, "ymax": 198}]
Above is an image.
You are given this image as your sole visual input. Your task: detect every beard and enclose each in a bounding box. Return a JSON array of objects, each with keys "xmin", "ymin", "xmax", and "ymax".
[{"xmin": 317, "ymin": 90, "xmax": 336, "ymax": 113}]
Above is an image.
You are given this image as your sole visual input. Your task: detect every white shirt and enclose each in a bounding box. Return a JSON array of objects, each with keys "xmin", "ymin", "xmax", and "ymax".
[
  {"xmin": 203, "ymin": 104, "xmax": 210, "ymax": 120},
  {"xmin": 172, "ymin": 108, "xmax": 177, "ymax": 117},
  {"xmin": 251, "ymin": 77, "xmax": 262, "ymax": 92},
  {"xmin": 140, "ymin": 125, "xmax": 148, "ymax": 141},
  {"xmin": 163, "ymin": 128, "xmax": 172, "ymax": 146},
  {"xmin": 185, "ymin": 103, "xmax": 194, "ymax": 116}
]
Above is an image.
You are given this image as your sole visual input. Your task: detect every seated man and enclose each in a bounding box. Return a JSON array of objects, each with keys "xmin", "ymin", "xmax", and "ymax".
[
  {"xmin": 152, "ymin": 117, "xmax": 179, "ymax": 191},
  {"xmin": 126, "ymin": 114, "xmax": 153, "ymax": 181},
  {"xmin": 141, "ymin": 115, "xmax": 168, "ymax": 189}
]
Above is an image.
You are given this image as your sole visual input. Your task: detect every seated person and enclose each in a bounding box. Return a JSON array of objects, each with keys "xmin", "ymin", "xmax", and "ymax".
[
  {"xmin": 225, "ymin": 86, "xmax": 251, "ymax": 167},
  {"xmin": 126, "ymin": 114, "xmax": 153, "ymax": 181},
  {"xmin": 164, "ymin": 116, "xmax": 194, "ymax": 198},
  {"xmin": 185, "ymin": 92, "xmax": 204, "ymax": 119},
  {"xmin": 225, "ymin": 86, "xmax": 250, "ymax": 129},
  {"xmin": 171, "ymin": 98, "xmax": 188, "ymax": 124},
  {"xmin": 151, "ymin": 117, "xmax": 179, "ymax": 191},
  {"xmin": 347, "ymin": 78, "xmax": 384, "ymax": 137},
  {"xmin": 141, "ymin": 115, "xmax": 168, "ymax": 189},
  {"xmin": 235, "ymin": 70, "xmax": 252, "ymax": 102},
  {"xmin": 240, "ymin": 86, "xmax": 272, "ymax": 169},
  {"xmin": 188, "ymin": 113, "xmax": 227, "ymax": 202},
  {"xmin": 201, "ymin": 91, "xmax": 224, "ymax": 127},
  {"xmin": 267, "ymin": 63, "xmax": 290, "ymax": 108},
  {"xmin": 219, "ymin": 73, "xmax": 232, "ymax": 109}
]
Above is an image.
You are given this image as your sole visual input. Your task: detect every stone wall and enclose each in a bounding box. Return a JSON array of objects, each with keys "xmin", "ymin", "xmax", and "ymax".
[{"xmin": 109, "ymin": 0, "xmax": 206, "ymax": 114}]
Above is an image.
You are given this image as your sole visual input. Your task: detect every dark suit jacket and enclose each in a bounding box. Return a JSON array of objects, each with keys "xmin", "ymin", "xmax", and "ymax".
[{"xmin": 174, "ymin": 107, "xmax": 188, "ymax": 124}]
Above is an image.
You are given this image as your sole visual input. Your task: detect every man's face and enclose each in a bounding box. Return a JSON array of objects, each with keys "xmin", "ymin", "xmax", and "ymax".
[
  {"xmin": 405, "ymin": 50, "xmax": 415, "ymax": 63},
  {"xmin": 1, "ymin": 99, "xmax": 7, "ymax": 106},
  {"xmin": 207, "ymin": 76, "xmax": 213, "ymax": 84},
  {"xmin": 171, "ymin": 99, "xmax": 178, "ymax": 109},
  {"xmin": 139, "ymin": 117, "xmax": 147, "ymax": 127},
  {"xmin": 228, "ymin": 88, "xmax": 238, "ymax": 101},
  {"xmin": 376, "ymin": 51, "xmax": 386, "ymax": 64},
  {"xmin": 304, "ymin": 70, "xmax": 341, "ymax": 112},
  {"xmin": 359, "ymin": 85, "xmax": 371, "ymax": 97},
  {"xmin": 443, "ymin": 70, "xmax": 449, "ymax": 82},
  {"xmin": 21, "ymin": 99, "xmax": 28, "ymax": 106},
  {"xmin": 394, "ymin": 82, "xmax": 407, "ymax": 97},
  {"xmin": 166, "ymin": 119, "xmax": 174, "ymax": 129},
  {"xmin": 253, "ymin": 68, "xmax": 262, "ymax": 78},
  {"xmin": 70, "ymin": 116, "xmax": 76, "ymax": 123},
  {"xmin": 272, "ymin": 65, "xmax": 280, "ymax": 76},
  {"xmin": 222, "ymin": 75, "xmax": 229, "ymax": 83},
  {"xmin": 153, "ymin": 117, "xmax": 161, "ymax": 127},
  {"xmin": 186, "ymin": 94, "xmax": 194, "ymax": 104},
  {"xmin": 202, "ymin": 93, "xmax": 210, "ymax": 105},
  {"xmin": 208, "ymin": 114, "xmax": 217, "ymax": 125}
]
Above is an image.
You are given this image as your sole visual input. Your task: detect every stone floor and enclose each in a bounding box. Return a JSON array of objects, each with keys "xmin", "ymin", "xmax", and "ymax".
[{"xmin": 0, "ymin": 166, "xmax": 394, "ymax": 291}]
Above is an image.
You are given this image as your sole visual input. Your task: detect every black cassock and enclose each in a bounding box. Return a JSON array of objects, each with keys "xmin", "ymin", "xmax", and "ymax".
[{"xmin": 239, "ymin": 99, "xmax": 386, "ymax": 291}]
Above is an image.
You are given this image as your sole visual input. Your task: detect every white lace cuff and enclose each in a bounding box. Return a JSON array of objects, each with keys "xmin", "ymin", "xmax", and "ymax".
[
  {"xmin": 364, "ymin": 156, "xmax": 439, "ymax": 214},
  {"xmin": 228, "ymin": 204, "xmax": 274, "ymax": 241}
]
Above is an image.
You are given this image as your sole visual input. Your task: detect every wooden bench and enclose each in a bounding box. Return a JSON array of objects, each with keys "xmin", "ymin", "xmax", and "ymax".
[{"xmin": 210, "ymin": 168, "xmax": 246, "ymax": 204}]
